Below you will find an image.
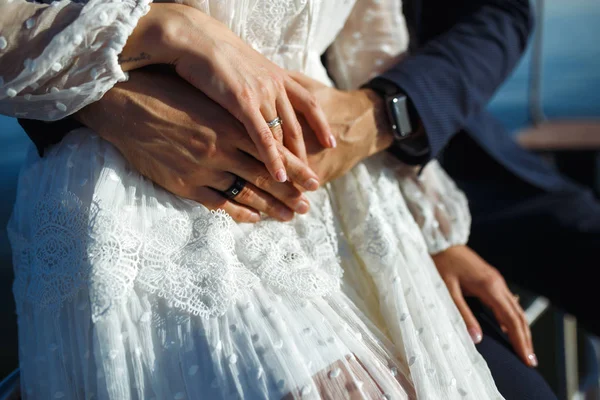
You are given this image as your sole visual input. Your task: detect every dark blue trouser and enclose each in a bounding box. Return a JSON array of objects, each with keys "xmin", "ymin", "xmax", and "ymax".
[
  {"xmin": 472, "ymin": 299, "xmax": 558, "ymax": 400},
  {"xmin": 443, "ymin": 134, "xmax": 600, "ymax": 399}
]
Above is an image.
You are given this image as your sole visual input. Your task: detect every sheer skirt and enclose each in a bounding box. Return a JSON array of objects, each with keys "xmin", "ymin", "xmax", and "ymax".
[{"xmin": 9, "ymin": 131, "xmax": 502, "ymax": 399}]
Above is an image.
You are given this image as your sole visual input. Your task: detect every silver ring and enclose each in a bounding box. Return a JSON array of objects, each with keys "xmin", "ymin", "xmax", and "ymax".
[{"xmin": 266, "ymin": 116, "xmax": 283, "ymax": 129}]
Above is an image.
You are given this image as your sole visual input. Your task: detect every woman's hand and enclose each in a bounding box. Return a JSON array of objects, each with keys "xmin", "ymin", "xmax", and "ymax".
[
  {"xmin": 432, "ymin": 245, "xmax": 538, "ymax": 368},
  {"xmin": 76, "ymin": 69, "xmax": 319, "ymax": 222},
  {"xmin": 120, "ymin": 3, "xmax": 334, "ymax": 186}
]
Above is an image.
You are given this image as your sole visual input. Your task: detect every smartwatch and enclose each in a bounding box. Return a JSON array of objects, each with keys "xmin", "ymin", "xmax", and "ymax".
[
  {"xmin": 365, "ymin": 77, "xmax": 430, "ymax": 165},
  {"xmin": 365, "ymin": 77, "xmax": 420, "ymax": 141}
]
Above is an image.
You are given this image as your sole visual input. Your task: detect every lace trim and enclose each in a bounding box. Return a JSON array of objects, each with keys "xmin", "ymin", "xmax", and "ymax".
[
  {"xmin": 10, "ymin": 190, "xmax": 342, "ymax": 320},
  {"xmin": 22, "ymin": 191, "xmax": 92, "ymax": 312},
  {"xmin": 242, "ymin": 189, "xmax": 341, "ymax": 297},
  {"xmin": 135, "ymin": 209, "xmax": 260, "ymax": 318},
  {"xmin": 244, "ymin": 0, "xmax": 309, "ymax": 52}
]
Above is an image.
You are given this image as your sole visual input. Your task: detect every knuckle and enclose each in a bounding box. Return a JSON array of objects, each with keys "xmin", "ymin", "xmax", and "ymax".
[
  {"xmin": 230, "ymin": 209, "xmax": 247, "ymax": 222},
  {"xmin": 262, "ymin": 199, "xmax": 279, "ymax": 216},
  {"xmin": 270, "ymin": 73, "xmax": 285, "ymax": 88},
  {"xmin": 236, "ymin": 86, "xmax": 255, "ymax": 104},
  {"xmin": 253, "ymin": 173, "xmax": 271, "ymax": 189},
  {"xmin": 176, "ymin": 173, "xmax": 201, "ymax": 193},
  {"xmin": 507, "ymin": 312, "xmax": 521, "ymax": 328},
  {"xmin": 286, "ymin": 120, "xmax": 302, "ymax": 139},
  {"xmin": 304, "ymin": 93, "xmax": 319, "ymax": 110},
  {"xmin": 257, "ymin": 127, "xmax": 275, "ymax": 145},
  {"xmin": 235, "ymin": 187, "xmax": 253, "ymax": 203},
  {"xmin": 481, "ymin": 269, "xmax": 503, "ymax": 289},
  {"xmin": 258, "ymin": 81, "xmax": 272, "ymax": 97},
  {"xmin": 189, "ymin": 136, "xmax": 218, "ymax": 159}
]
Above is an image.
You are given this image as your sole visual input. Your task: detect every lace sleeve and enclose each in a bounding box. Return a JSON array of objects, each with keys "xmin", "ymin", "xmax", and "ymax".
[
  {"xmin": 396, "ymin": 160, "xmax": 471, "ymax": 255},
  {"xmin": 326, "ymin": 0, "xmax": 469, "ymax": 254},
  {"xmin": 325, "ymin": 0, "xmax": 409, "ymax": 90},
  {"xmin": 0, "ymin": 0, "xmax": 151, "ymax": 120}
]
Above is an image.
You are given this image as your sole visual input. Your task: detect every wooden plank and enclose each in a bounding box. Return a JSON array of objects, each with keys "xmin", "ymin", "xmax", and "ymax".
[{"xmin": 517, "ymin": 121, "xmax": 600, "ymax": 150}]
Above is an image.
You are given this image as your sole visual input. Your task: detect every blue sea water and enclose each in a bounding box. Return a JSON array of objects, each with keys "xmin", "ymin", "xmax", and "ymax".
[{"xmin": 488, "ymin": 0, "xmax": 600, "ymax": 132}]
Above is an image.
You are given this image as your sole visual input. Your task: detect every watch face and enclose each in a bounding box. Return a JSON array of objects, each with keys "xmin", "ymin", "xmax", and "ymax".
[{"xmin": 388, "ymin": 95, "xmax": 413, "ymax": 138}]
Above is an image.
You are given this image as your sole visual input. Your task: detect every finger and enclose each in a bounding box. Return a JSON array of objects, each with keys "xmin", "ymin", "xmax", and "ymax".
[
  {"xmin": 483, "ymin": 291, "xmax": 534, "ymax": 367},
  {"xmin": 285, "ymin": 78, "xmax": 335, "ymax": 149},
  {"xmin": 276, "ymin": 92, "xmax": 308, "ymax": 163},
  {"xmin": 230, "ymin": 152, "xmax": 310, "ymax": 214},
  {"xmin": 510, "ymin": 294, "xmax": 536, "ymax": 366},
  {"xmin": 189, "ymin": 186, "xmax": 261, "ymax": 223},
  {"xmin": 279, "ymin": 145, "xmax": 321, "ymax": 191},
  {"xmin": 287, "ymin": 70, "xmax": 323, "ymax": 90},
  {"xmin": 260, "ymin": 102, "xmax": 284, "ymax": 144},
  {"xmin": 238, "ymin": 140, "xmax": 320, "ymax": 192},
  {"xmin": 242, "ymin": 107, "xmax": 287, "ymax": 183},
  {"xmin": 447, "ymin": 282, "xmax": 483, "ymax": 344},
  {"xmin": 209, "ymin": 172, "xmax": 295, "ymax": 221}
]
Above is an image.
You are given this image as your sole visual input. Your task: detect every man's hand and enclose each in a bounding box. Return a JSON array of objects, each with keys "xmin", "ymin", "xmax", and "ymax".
[
  {"xmin": 76, "ymin": 69, "xmax": 320, "ymax": 222},
  {"xmin": 432, "ymin": 245, "xmax": 538, "ymax": 368},
  {"xmin": 288, "ymin": 72, "xmax": 394, "ymax": 183}
]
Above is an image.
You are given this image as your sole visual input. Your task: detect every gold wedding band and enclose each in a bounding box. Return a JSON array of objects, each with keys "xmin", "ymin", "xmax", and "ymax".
[{"xmin": 513, "ymin": 294, "xmax": 520, "ymax": 303}]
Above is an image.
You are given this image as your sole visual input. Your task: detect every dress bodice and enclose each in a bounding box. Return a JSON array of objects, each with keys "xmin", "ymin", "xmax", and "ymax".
[
  {"xmin": 0, "ymin": 0, "xmax": 409, "ymax": 119},
  {"xmin": 164, "ymin": 0, "xmax": 357, "ymax": 84}
]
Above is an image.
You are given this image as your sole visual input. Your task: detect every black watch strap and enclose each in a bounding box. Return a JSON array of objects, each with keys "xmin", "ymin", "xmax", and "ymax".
[{"xmin": 365, "ymin": 78, "xmax": 430, "ymax": 165}]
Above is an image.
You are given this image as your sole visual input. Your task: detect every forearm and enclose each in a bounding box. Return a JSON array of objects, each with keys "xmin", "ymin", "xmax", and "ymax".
[
  {"xmin": 342, "ymin": 89, "xmax": 394, "ymax": 158},
  {"xmin": 379, "ymin": 0, "xmax": 534, "ymax": 158}
]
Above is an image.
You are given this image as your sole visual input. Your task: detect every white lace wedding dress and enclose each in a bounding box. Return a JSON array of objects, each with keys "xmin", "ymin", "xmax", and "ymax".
[{"xmin": 1, "ymin": 0, "xmax": 503, "ymax": 398}]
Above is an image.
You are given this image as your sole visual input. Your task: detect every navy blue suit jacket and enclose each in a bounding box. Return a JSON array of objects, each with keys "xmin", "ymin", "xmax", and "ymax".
[
  {"xmin": 384, "ymin": 0, "xmax": 575, "ymax": 193},
  {"xmin": 20, "ymin": 0, "xmax": 576, "ymax": 195}
]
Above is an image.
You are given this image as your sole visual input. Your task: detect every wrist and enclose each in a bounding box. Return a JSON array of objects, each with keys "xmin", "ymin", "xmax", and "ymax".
[
  {"xmin": 119, "ymin": 3, "xmax": 191, "ymax": 71},
  {"xmin": 358, "ymin": 88, "xmax": 395, "ymax": 155}
]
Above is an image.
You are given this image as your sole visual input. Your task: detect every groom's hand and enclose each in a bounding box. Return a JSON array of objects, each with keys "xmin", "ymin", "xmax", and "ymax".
[
  {"xmin": 432, "ymin": 245, "xmax": 538, "ymax": 368},
  {"xmin": 76, "ymin": 69, "xmax": 319, "ymax": 222},
  {"xmin": 287, "ymin": 72, "xmax": 394, "ymax": 183}
]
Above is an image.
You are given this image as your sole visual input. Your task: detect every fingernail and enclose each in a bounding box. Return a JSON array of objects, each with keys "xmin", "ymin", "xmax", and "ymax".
[
  {"xmin": 249, "ymin": 213, "xmax": 261, "ymax": 222},
  {"xmin": 303, "ymin": 178, "xmax": 319, "ymax": 191},
  {"xmin": 294, "ymin": 200, "xmax": 310, "ymax": 214},
  {"xmin": 528, "ymin": 353, "xmax": 538, "ymax": 367},
  {"xmin": 329, "ymin": 134, "xmax": 337, "ymax": 148},
  {"xmin": 277, "ymin": 207, "xmax": 294, "ymax": 221},
  {"xmin": 468, "ymin": 328, "xmax": 483, "ymax": 344},
  {"xmin": 275, "ymin": 169, "xmax": 287, "ymax": 183}
]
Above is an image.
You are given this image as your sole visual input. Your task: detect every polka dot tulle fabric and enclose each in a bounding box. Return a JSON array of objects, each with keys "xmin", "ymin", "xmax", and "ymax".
[{"xmin": 3, "ymin": 0, "xmax": 501, "ymax": 398}]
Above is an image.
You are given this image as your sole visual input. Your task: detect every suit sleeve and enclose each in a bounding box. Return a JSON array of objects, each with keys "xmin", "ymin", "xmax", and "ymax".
[{"xmin": 379, "ymin": 0, "xmax": 534, "ymax": 160}]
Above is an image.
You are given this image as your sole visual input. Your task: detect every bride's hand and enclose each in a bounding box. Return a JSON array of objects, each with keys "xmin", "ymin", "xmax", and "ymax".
[
  {"xmin": 432, "ymin": 246, "xmax": 537, "ymax": 368},
  {"xmin": 119, "ymin": 3, "xmax": 334, "ymax": 186},
  {"xmin": 76, "ymin": 69, "xmax": 318, "ymax": 222}
]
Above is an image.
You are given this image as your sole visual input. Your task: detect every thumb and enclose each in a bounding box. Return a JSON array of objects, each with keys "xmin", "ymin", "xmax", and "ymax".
[{"xmin": 448, "ymin": 282, "xmax": 483, "ymax": 344}]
